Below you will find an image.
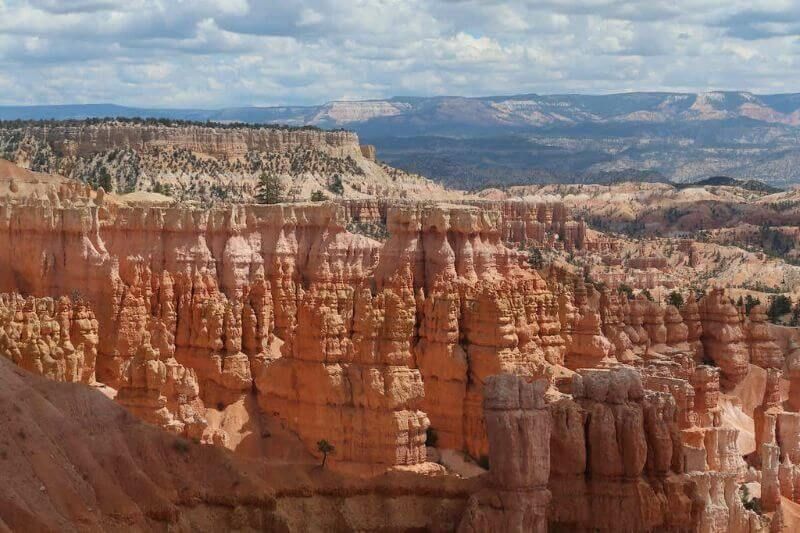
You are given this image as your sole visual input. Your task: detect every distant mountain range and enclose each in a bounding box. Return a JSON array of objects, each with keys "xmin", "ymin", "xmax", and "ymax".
[
  {"xmin": 4, "ymin": 91, "xmax": 800, "ymax": 188},
  {"xmin": 6, "ymin": 92, "xmax": 800, "ymax": 128}
]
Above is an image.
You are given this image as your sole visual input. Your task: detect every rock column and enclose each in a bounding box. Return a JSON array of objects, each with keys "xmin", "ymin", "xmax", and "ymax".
[{"xmin": 458, "ymin": 374, "xmax": 551, "ymax": 533}]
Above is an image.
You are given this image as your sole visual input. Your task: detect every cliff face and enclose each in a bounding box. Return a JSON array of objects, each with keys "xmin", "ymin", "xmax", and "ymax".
[
  {"xmin": 342, "ymin": 198, "xmax": 588, "ymax": 251},
  {"xmin": 0, "ymin": 196, "xmax": 790, "ymax": 530},
  {"xmin": 0, "ymin": 355, "xmax": 475, "ymax": 532},
  {"xmin": 0, "ymin": 121, "xmax": 455, "ymax": 202},
  {"xmin": 0, "ymin": 200, "xmax": 547, "ymax": 465},
  {"xmin": 37, "ymin": 123, "xmax": 362, "ymax": 159}
]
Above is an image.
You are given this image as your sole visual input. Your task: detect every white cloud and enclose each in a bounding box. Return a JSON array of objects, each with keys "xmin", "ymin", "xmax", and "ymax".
[
  {"xmin": 297, "ymin": 7, "xmax": 323, "ymax": 26},
  {"xmin": 0, "ymin": 0, "xmax": 799, "ymax": 106}
]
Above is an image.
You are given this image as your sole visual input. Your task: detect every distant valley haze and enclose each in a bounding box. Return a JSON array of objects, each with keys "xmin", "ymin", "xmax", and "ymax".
[{"xmin": 4, "ymin": 91, "xmax": 800, "ymax": 189}]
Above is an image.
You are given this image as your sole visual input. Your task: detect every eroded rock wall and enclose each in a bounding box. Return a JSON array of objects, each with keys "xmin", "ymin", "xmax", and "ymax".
[
  {"xmin": 21, "ymin": 123, "xmax": 363, "ymax": 159},
  {"xmin": 0, "ymin": 201, "xmax": 557, "ymax": 466},
  {"xmin": 0, "ymin": 197, "xmax": 787, "ymax": 531}
]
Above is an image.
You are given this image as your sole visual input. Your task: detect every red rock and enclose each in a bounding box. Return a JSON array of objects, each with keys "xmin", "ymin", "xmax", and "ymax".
[
  {"xmin": 698, "ymin": 289, "xmax": 750, "ymax": 390},
  {"xmin": 458, "ymin": 374, "xmax": 550, "ymax": 533}
]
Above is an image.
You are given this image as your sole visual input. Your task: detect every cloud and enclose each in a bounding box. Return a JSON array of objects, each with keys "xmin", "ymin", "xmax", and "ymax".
[
  {"xmin": 716, "ymin": 7, "xmax": 800, "ymax": 40},
  {"xmin": 0, "ymin": 0, "xmax": 799, "ymax": 107}
]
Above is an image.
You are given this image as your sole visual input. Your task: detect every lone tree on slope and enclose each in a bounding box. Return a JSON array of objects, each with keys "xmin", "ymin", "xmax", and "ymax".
[
  {"xmin": 317, "ymin": 439, "xmax": 335, "ymax": 468},
  {"xmin": 255, "ymin": 172, "xmax": 284, "ymax": 204},
  {"xmin": 667, "ymin": 291, "xmax": 684, "ymax": 309},
  {"xmin": 328, "ymin": 174, "xmax": 344, "ymax": 196}
]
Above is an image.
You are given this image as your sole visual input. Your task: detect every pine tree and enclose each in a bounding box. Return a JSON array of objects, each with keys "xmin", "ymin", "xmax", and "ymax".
[
  {"xmin": 255, "ymin": 172, "xmax": 284, "ymax": 204},
  {"xmin": 97, "ymin": 166, "xmax": 113, "ymax": 192},
  {"xmin": 527, "ymin": 247, "xmax": 544, "ymax": 270},
  {"xmin": 618, "ymin": 284, "xmax": 634, "ymax": 300},
  {"xmin": 317, "ymin": 439, "xmax": 334, "ymax": 467},
  {"xmin": 667, "ymin": 291, "xmax": 684, "ymax": 308},
  {"xmin": 328, "ymin": 174, "xmax": 344, "ymax": 196}
]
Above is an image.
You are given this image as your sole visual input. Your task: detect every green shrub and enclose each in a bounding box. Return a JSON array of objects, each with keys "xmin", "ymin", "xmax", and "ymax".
[
  {"xmin": 328, "ymin": 174, "xmax": 344, "ymax": 195},
  {"xmin": 768, "ymin": 295, "xmax": 792, "ymax": 323},
  {"xmin": 317, "ymin": 439, "xmax": 335, "ymax": 467},
  {"xmin": 172, "ymin": 438, "xmax": 191, "ymax": 454},
  {"xmin": 527, "ymin": 247, "xmax": 544, "ymax": 270},
  {"xmin": 618, "ymin": 284, "xmax": 634, "ymax": 300},
  {"xmin": 255, "ymin": 172, "xmax": 284, "ymax": 204},
  {"xmin": 667, "ymin": 291, "xmax": 684, "ymax": 308}
]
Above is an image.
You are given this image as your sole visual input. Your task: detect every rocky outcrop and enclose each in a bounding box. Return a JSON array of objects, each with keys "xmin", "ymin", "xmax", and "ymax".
[
  {"xmin": 458, "ymin": 375, "xmax": 550, "ymax": 532},
  {"xmin": 699, "ymin": 289, "xmax": 750, "ymax": 390},
  {"xmin": 563, "ymin": 282, "xmax": 614, "ymax": 370},
  {"xmin": 0, "ymin": 354, "xmax": 479, "ymax": 532},
  {"xmin": 691, "ymin": 365, "xmax": 722, "ymax": 428},
  {"xmin": 547, "ymin": 367, "xmax": 699, "ymax": 531},
  {"xmin": 787, "ymin": 341, "xmax": 800, "ymax": 413},
  {"xmin": 459, "ymin": 199, "xmax": 586, "ymax": 251},
  {"xmin": 0, "ymin": 293, "xmax": 98, "ymax": 383},
  {"xmin": 747, "ymin": 304, "xmax": 784, "ymax": 369},
  {"xmin": 0, "ymin": 194, "xmax": 788, "ymax": 531},
  {"xmin": 22, "ymin": 122, "xmax": 363, "ymax": 159},
  {"xmin": 359, "ymin": 144, "xmax": 377, "ymax": 161},
  {"xmin": 0, "ymin": 122, "xmax": 453, "ymax": 202},
  {"xmin": 116, "ymin": 331, "xmax": 208, "ymax": 440},
  {"xmin": 0, "ymin": 200, "xmax": 560, "ymax": 466},
  {"xmin": 681, "ymin": 295, "xmax": 705, "ymax": 362},
  {"xmin": 338, "ymin": 198, "xmax": 589, "ymax": 251},
  {"xmin": 599, "ymin": 288, "xmax": 636, "ymax": 364}
]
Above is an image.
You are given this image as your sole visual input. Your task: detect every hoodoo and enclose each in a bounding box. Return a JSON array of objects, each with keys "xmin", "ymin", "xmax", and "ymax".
[{"xmin": 0, "ymin": 149, "xmax": 796, "ymax": 531}]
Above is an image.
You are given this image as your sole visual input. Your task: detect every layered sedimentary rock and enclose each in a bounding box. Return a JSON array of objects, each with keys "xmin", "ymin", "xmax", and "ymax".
[
  {"xmin": 681, "ymin": 295, "xmax": 705, "ymax": 362},
  {"xmin": 0, "ymin": 192, "xmax": 789, "ymax": 531},
  {"xmin": 563, "ymin": 284, "xmax": 614, "ymax": 370},
  {"xmin": 1, "ymin": 121, "xmax": 453, "ymax": 202},
  {"xmin": 0, "ymin": 293, "xmax": 98, "ymax": 383},
  {"xmin": 376, "ymin": 205, "xmax": 552, "ymax": 458},
  {"xmin": 116, "ymin": 331, "xmax": 208, "ymax": 439},
  {"xmin": 691, "ymin": 365, "xmax": 722, "ymax": 428},
  {"xmin": 459, "ymin": 200, "xmax": 586, "ymax": 251},
  {"xmin": 699, "ymin": 289, "xmax": 750, "ymax": 389},
  {"xmin": 20, "ymin": 122, "xmax": 364, "ymax": 159},
  {"xmin": 599, "ymin": 288, "xmax": 636, "ymax": 364},
  {"xmin": 747, "ymin": 304, "xmax": 784, "ymax": 369},
  {"xmin": 0, "ymin": 200, "xmax": 557, "ymax": 466},
  {"xmin": 549, "ymin": 365, "xmax": 766, "ymax": 531},
  {"xmin": 338, "ymin": 198, "xmax": 589, "ymax": 251},
  {"xmin": 549, "ymin": 366, "xmax": 695, "ymax": 531},
  {"xmin": 788, "ymin": 341, "xmax": 800, "ymax": 413},
  {"xmin": 458, "ymin": 375, "xmax": 550, "ymax": 532}
]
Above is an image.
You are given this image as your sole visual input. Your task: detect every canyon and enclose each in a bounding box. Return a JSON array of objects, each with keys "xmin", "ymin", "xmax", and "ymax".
[
  {"xmin": 1, "ymin": 153, "xmax": 800, "ymax": 531},
  {"xmin": 1, "ymin": 117, "xmax": 800, "ymax": 531}
]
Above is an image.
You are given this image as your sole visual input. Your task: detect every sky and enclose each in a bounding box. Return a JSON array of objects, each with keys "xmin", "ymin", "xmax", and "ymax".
[{"xmin": 0, "ymin": 0, "xmax": 799, "ymax": 107}]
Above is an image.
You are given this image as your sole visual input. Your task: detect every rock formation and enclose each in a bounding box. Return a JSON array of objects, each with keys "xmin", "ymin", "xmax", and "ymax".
[
  {"xmin": 116, "ymin": 331, "xmax": 208, "ymax": 439},
  {"xmin": 747, "ymin": 304, "xmax": 784, "ymax": 369},
  {"xmin": 0, "ymin": 186, "xmax": 789, "ymax": 531},
  {"xmin": 699, "ymin": 289, "xmax": 750, "ymax": 390},
  {"xmin": 458, "ymin": 375, "xmax": 550, "ymax": 532},
  {"xmin": 0, "ymin": 121, "xmax": 455, "ymax": 202},
  {"xmin": 0, "ymin": 293, "xmax": 98, "ymax": 383},
  {"xmin": 680, "ymin": 295, "xmax": 705, "ymax": 363}
]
